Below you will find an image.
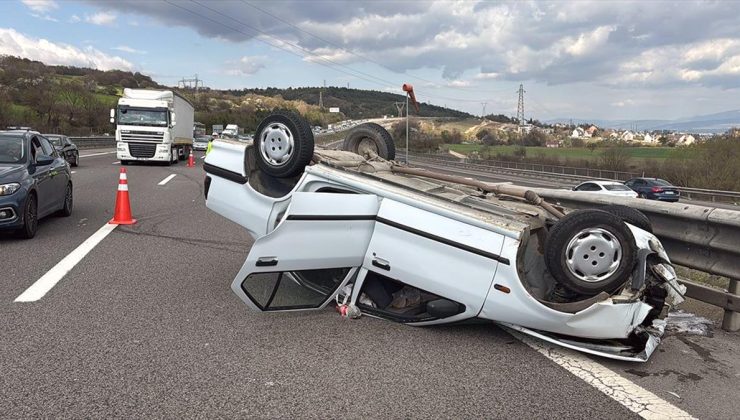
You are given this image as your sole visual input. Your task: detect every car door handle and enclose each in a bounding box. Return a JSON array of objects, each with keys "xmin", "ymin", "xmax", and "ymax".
[
  {"xmin": 372, "ymin": 257, "xmax": 390, "ymax": 271},
  {"xmin": 256, "ymin": 257, "xmax": 278, "ymax": 267}
]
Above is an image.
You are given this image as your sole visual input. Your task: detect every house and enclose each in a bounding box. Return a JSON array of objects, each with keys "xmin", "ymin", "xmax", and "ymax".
[
  {"xmin": 642, "ymin": 133, "xmax": 655, "ymax": 144},
  {"xmin": 620, "ymin": 131, "xmax": 634, "ymax": 141},
  {"xmin": 546, "ymin": 140, "xmax": 560, "ymax": 148},
  {"xmin": 586, "ymin": 125, "xmax": 598, "ymax": 136},
  {"xmin": 677, "ymin": 134, "xmax": 696, "ymax": 146},
  {"xmin": 571, "ymin": 127, "xmax": 586, "ymax": 138}
]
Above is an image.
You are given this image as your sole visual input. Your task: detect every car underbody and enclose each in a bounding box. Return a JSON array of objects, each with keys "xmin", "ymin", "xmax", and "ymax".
[{"xmin": 203, "ymin": 113, "xmax": 686, "ymax": 362}]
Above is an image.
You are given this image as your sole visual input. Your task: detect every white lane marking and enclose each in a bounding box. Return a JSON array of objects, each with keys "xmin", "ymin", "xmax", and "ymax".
[
  {"xmin": 15, "ymin": 223, "xmax": 118, "ymax": 302},
  {"xmin": 158, "ymin": 174, "xmax": 177, "ymax": 186},
  {"xmin": 79, "ymin": 151, "xmax": 116, "ymax": 158},
  {"xmin": 510, "ymin": 331, "xmax": 695, "ymax": 419},
  {"xmin": 71, "ymin": 171, "xmax": 76, "ymax": 174},
  {"xmin": 112, "ymin": 161, "xmax": 120, "ymax": 165}
]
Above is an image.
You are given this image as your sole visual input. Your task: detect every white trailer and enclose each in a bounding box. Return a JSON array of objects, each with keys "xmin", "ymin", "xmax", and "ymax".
[{"xmin": 111, "ymin": 89, "xmax": 194, "ymax": 165}]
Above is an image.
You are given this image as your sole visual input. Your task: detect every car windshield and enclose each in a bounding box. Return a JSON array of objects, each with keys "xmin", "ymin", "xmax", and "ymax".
[
  {"xmin": 604, "ymin": 184, "xmax": 632, "ymax": 191},
  {"xmin": 650, "ymin": 179, "xmax": 673, "ymax": 187},
  {"xmin": 0, "ymin": 135, "xmax": 26, "ymax": 164},
  {"xmin": 46, "ymin": 136, "xmax": 63, "ymax": 146},
  {"xmin": 118, "ymin": 107, "xmax": 168, "ymax": 127}
]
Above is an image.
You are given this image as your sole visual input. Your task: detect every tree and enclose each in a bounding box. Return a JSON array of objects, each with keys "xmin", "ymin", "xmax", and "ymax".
[
  {"xmin": 519, "ymin": 129, "xmax": 549, "ymax": 146},
  {"xmin": 598, "ymin": 146, "xmax": 631, "ymax": 171},
  {"xmin": 586, "ymin": 142, "xmax": 598, "ymax": 153}
]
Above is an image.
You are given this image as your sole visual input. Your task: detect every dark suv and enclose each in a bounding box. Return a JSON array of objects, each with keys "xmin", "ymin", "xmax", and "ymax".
[
  {"xmin": 0, "ymin": 131, "xmax": 73, "ymax": 238},
  {"xmin": 44, "ymin": 134, "xmax": 79, "ymax": 167},
  {"xmin": 624, "ymin": 177, "xmax": 680, "ymax": 202}
]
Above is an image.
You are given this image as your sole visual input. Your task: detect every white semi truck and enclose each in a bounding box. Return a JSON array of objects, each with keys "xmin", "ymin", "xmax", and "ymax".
[{"xmin": 111, "ymin": 89, "xmax": 194, "ymax": 165}]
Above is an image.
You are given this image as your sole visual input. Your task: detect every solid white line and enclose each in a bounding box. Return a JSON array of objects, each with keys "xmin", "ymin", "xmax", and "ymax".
[
  {"xmin": 158, "ymin": 174, "xmax": 177, "ymax": 185},
  {"xmin": 14, "ymin": 223, "xmax": 118, "ymax": 302},
  {"xmin": 71, "ymin": 171, "xmax": 76, "ymax": 174},
  {"xmin": 79, "ymin": 151, "xmax": 116, "ymax": 158},
  {"xmin": 510, "ymin": 331, "xmax": 695, "ymax": 419},
  {"xmin": 112, "ymin": 161, "xmax": 120, "ymax": 165}
]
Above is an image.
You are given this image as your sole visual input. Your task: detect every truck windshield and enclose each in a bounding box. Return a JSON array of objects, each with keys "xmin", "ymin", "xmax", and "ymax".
[
  {"xmin": 0, "ymin": 136, "xmax": 26, "ymax": 164},
  {"xmin": 118, "ymin": 107, "xmax": 168, "ymax": 127}
]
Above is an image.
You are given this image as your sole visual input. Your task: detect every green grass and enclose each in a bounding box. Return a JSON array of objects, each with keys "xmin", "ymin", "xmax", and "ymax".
[{"xmin": 445, "ymin": 144, "xmax": 685, "ymax": 161}]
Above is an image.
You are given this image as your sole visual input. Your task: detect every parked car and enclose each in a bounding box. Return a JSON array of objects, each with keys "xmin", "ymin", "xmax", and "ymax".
[
  {"xmin": 202, "ymin": 111, "xmax": 685, "ymax": 362},
  {"xmin": 193, "ymin": 135, "xmax": 211, "ymax": 151},
  {"xmin": 624, "ymin": 177, "xmax": 680, "ymax": 202},
  {"xmin": 44, "ymin": 134, "xmax": 79, "ymax": 167},
  {"xmin": 0, "ymin": 130, "xmax": 73, "ymax": 238},
  {"xmin": 572, "ymin": 180, "xmax": 638, "ymax": 198}
]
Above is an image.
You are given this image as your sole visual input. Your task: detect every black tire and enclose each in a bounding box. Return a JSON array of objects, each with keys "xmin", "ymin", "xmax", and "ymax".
[
  {"xmin": 71, "ymin": 152, "xmax": 79, "ymax": 167},
  {"xmin": 545, "ymin": 209, "xmax": 637, "ymax": 296},
  {"xmin": 18, "ymin": 193, "xmax": 38, "ymax": 239},
  {"xmin": 120, "ymin": 160, "xmax": 130, "ymax": 166},
  {"xmin": 254, "ymin": 110, "xmax": 314, "ymax": 178},
  {"xmin": 342, "ymin": 123, "xmax": 396, "ymax": 160},
  {"xmin": 602, "ymin": 204, "xmax": 652, "ymax": 232},
  {"xmin": 58, "ymin": 182, "xmax": 73, "ymax": 217}
]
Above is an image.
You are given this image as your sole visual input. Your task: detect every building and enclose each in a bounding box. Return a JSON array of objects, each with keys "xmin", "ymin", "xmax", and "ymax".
[
  {"xmin": 571, "ymin": 127, "xmax": 586, "ymax": 138},
  {"xmin": 586, "ymin": 125, "xmax": 598, "ymax": 136},
  {"xmin": 677, "ymin": 134, "xmax": 696, "ymax": 146}
]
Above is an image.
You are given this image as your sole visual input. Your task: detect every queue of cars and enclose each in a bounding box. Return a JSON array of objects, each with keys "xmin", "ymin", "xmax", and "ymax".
[
  {"xmin": 0, "ymin": 130, "xmax": 74, "ymax": 238},
  {"xmin": 574, "ymin": 178, "xmax": 680, "ymax": 201}
]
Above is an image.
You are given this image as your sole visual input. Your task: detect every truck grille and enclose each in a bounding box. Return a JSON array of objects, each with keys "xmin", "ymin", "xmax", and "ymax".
[
  {"xmin": 121, "ymin": 131, "xmax": 164, "ymax": 142},
  {"xmin": 128, "ymin": 142, "xmax": 157, "ymax": 158}
]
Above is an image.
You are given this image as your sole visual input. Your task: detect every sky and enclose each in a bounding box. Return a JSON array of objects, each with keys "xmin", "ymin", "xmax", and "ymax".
[{"xmin": 1, "ymin": 0, "xmax": 740, "ymax": 121}]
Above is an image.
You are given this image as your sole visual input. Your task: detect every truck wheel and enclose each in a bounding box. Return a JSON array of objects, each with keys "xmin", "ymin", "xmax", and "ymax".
[
  {"xmin": 602, "ymin": 205, "xmax": 652, "ymax": 233},
  {"xmin": 342, "ymin": 123, "xmax": 396, "ymax": 160},
  {"xmin": 120, "ymin": 160, "xmax": 129, "ymax": 166},
  {"xmin": 545, "ymin": 209, "xmax": 636, "ymax": 296},
  {"xmin": 255, "ymin": 110, "xmax": 314, "ymax": 178}
]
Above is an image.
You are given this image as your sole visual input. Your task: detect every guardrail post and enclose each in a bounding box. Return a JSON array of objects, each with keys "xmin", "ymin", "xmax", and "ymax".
[{"xmin": 722, "ymin": 279, "xmax": 740, "ymax": 331}]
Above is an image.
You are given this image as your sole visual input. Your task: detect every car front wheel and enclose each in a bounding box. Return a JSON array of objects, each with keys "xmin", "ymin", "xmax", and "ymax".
[
  {"xmin": 18, "ymin": 193, "xmax": 38, "ymax": 239},
  {"xmin": 58, "ymin": 183, "xmax": 73, "ymax": 217},
  {"xmin": 545, "ymin": 209, "xmax": 637, "ymax": 296},
  {"xmin": 72, "ymin": 152, "xmax": 79, "ymax": 167},
  {"xmin": 254, "ymin": 110, "xmax": 314, "ymax": 178}
]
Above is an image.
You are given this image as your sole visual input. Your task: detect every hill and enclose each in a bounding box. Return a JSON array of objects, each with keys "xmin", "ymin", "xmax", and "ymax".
[
  {"xmin": 229, "ymin": 87, "xmax": 472, "ymax": 120},
  {"xmin": 545, "ymin": 109, "xmax": 740, "ymax": 134},
  {"xmin": 0, "ymin": 56, "xmax": 471, "ymax": 135}
]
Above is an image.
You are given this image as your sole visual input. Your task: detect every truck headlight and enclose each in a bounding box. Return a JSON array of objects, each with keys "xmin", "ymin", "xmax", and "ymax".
[{"xmin": 0, "ymin": 183, "xmax": 21, "ymax": 196}]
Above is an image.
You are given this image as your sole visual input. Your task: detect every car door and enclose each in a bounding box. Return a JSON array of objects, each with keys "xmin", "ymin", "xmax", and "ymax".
[
  {"xmin": 39, "ymin": 136, "xmax": 67, "ymax": 210},
  {"xmin": 361, "ymin": 199, "xmax": 506, "ymax": 323},
  {"xmin": 29, "ymin": 136, "xmax": 55, "ymax": 215},
  {"xmin": 231, "ymin": 192, "xmax": 380, "ymax": 311}
]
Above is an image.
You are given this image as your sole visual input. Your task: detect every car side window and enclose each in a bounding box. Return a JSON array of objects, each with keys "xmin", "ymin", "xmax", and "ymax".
[
  {"xmin": 577, "ymin": 183, "xmax": 598, "ymax": 191},
  {"xmin": 31, "ymin": 137, "xmax": 43, "ymax": 162},
  {"xmin": 39, "ymin": 137, "xmax": 57, "ymax": 157}
]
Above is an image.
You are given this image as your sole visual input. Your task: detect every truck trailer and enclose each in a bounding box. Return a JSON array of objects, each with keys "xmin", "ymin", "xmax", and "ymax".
[{"xmin": 111, "ymin": 89, "xmax": 194, "ymax": 165}]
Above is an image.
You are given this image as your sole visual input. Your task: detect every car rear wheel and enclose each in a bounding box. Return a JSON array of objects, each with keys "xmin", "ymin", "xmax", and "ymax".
[
  {"xmin": 602, "ymin": 204, "xmax": 652, "ymax": 232},
  {"xmin": 18, "ymin": 193, "xmax": 38, "ymax": 239},
  {"xmin": 545, "ymin": 209, "xmax": 636, "ymax": 296},
  {"xmin": 58, "ymin": 183, "xmax": 73, "ymax": 217},
  {"xmin": 255, "ymin": 110, "xmax": 314, "ymax": 178},
  {"xmin": 72, "ymin": 152, "xmax": 79, "ymax": 167},
  {"xmin": 342, "ymin": 123, "xmax": 396, "ymax": 160}
]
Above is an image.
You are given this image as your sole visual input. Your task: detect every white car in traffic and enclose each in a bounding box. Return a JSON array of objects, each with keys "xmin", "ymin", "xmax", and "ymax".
[
  {"xmin": 573, "ymin": 180, "xmax": 639, "ymax": 198},
  {"xmin": 203, "ymin": 111, "xmax": 684, "ymax": 362}
]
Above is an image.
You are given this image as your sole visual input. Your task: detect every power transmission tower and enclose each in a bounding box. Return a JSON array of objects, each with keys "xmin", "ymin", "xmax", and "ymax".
[
  {"xmin": 318, "ymin": 90, "xmax": 323, "ymax": 109},
  {"xmin": 480, "ymin": 102, "xmax": 487, "ymax": 118},
  {"xmin": 516, "ymin": 84, "xmax": 526, "ymax": 127},
  {"xmin": 395, "ymin": 102, "xmax": 406, "ymax": 118},
  {"xmin": 178, "ymin": 74, "xmax": 204, "ymax": 90}
]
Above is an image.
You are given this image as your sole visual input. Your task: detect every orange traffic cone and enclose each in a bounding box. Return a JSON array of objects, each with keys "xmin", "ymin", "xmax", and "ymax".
[
  {"xmin": 187, "ymin": 149, "xmax": 195, "ymax": 167},
  {"xmin": 109, "ymin": 168, "xmax": 136, "ymax": 225}
]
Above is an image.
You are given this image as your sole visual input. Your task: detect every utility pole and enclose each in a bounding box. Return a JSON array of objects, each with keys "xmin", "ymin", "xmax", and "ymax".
[
  {"xmin": 480, "ymin": 102, "xmax": 487, "ymax": 118},
  {"xmin": 318, "ymin": 91, "xmax": 323, "ymax": 109},
  {"xmin": 406, "ymin": 93, "xmax": 409, "ymax": 163},
  {"xmin": 516, "ymin": 84, "xmax": 526, "ymax": 133},
  {"xmin": 394, "ymin": 102, "xmax": 406, "ymax": 118}
]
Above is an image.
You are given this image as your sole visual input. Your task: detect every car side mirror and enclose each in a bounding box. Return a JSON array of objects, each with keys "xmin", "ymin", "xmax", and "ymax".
[
  {"xmin": 35, "ymin": 155, "xmax": 54, "ymax": 166},
  {"xmin": 110, "ymin": 108, "xmax": 115, "ymax": 124},
  {"xmin": 170, "ymin": 112, "xmax": 177, "ymax": 127}
]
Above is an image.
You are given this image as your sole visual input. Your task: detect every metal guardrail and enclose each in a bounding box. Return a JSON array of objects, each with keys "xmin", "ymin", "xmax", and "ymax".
[
  {"xmin": 409, "ymin": 153, "xmax": 740, "ymax": 204},
  {"xmin": 70, "ymin": 136, "xmax": 116, "ymax": 149},
  {"xmin": 406, "ymin": 153, "xmax": 740, "ymax": 331}
]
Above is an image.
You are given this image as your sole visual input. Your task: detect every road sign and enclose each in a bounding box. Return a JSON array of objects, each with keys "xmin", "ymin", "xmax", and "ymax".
[{"xmin": 329, "ymin": 107, "xmax": 340, "ymax": 113}]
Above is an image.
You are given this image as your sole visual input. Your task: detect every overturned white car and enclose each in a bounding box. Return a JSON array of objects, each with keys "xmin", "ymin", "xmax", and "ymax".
[{"xmin": 204, "ymin": 111, "xmax": 685, "ymax": 362}]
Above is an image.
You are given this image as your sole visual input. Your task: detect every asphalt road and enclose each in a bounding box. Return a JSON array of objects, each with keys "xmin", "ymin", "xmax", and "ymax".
[{"xmin": 1, "ymin": 150, "xmax": 738, "ymax": 418}]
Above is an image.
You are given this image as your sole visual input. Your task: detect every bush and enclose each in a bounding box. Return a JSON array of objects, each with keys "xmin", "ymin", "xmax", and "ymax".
[{"xmin": 598, "ymin": 146, "xmax": 630, "ymax": 171}]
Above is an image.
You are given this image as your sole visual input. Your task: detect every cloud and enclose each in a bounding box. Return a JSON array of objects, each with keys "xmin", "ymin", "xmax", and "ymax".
[
  {"xmin": 112, "ymin": 45, "xmax": 147, "ymax": 54},
  {"xmin": 0, "ymin": 28, "xmax": 134, "ymax": 71},
  {"xmin": 85, "ymin": 11, "xmax": 116, "ymax": 26},
  {"xmin": 30, "ymin": 13, "xmax": 58, "ymax": 22},
  {"xmin": 21, "ymin": 0, "xmax": 57, "ymax": 13},
  {"xmin": 69, "ymin": 14, "xmax": 81, "ymax": 23},
  {"xmin": 81, "ymin": 0, "xmax": 740, "ymax": 88},
  {"xmin": 446, "ymin": 80, "xmax": 472, "ymax": 88},
  {"xmin": 225, "ymin": 56, "xmax": 267, "ymax": 76}
]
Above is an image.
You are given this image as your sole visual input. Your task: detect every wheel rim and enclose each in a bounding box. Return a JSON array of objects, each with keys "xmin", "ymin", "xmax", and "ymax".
[
  {"xmin": 259, "ymin": 122, "xmax": 294, "ymax": 167},
  {"xmin": 565, "ymin": 227, "xmax": 622, "ymax": 282},
  {"xmin": 27, "ymin": 198, "xmax": 37, "ymax": 231},
  {"xmin": 357, "ymin": 137, "xmax": 379, "ymax": 156},
  {"xmin": 65, "ymin": 185, "xmax": 73, "ymax": 210}
]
